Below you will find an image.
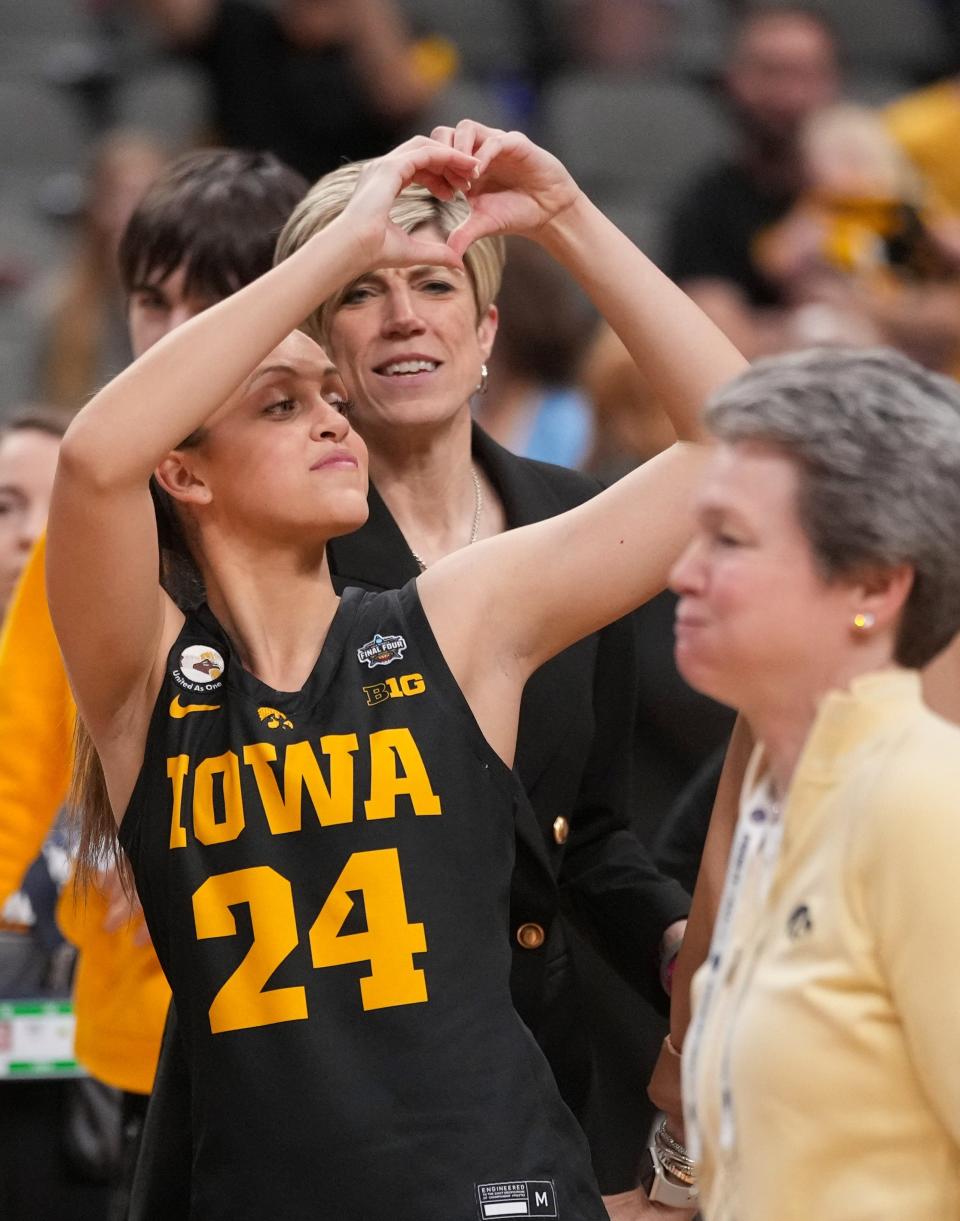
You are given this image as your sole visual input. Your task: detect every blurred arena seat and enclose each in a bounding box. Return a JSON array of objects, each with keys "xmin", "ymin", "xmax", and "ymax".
[
  {"xmin": 0, "ymin": 0, "xmax": 93, "ymax": 39},
  {"xmin": 592, "ymin": 195, "xmax": 667, "ymax": 266},
  {"xmin": 114, "ymin": 61, "xmax": 209, "ymax": 148},
  {"xmin": 397, "ymin": 0, "xmax": 532, "ymax": 75},
  {"xmin": 541, "ymin": 71, "xmax": 734, "ymax": 208},
  {"xmin": 423, "ymin": 76, "xmax": 515, "ymax": 133},
  {"xmin": 0, "ymin": 80, "xmax": 89, "ymax": 173},
  {"xmin": 668, "ymin": 0, "xmax": 734, "ymax": 79}
]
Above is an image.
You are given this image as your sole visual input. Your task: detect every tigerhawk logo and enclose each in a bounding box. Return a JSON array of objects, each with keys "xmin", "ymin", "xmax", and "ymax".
[{"xmin": 258, "ymin": 706, "xmax": 294, "ymax": 730}]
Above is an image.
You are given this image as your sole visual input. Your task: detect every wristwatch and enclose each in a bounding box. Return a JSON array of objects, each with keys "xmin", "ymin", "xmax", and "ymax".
[{"xmin": 638, "ymin": 1141, "xmax": 699, "ymax": 1208}]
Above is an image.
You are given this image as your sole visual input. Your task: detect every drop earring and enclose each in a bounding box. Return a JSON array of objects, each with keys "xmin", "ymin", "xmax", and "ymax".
[{"xmin": 477, "ymin": 363, "xmax": 489, "ymax": 395}]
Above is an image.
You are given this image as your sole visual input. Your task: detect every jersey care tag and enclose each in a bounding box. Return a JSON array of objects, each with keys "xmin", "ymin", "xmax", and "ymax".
[
  {"xmin": 0, "ymin": 999, "xmax": 83, "ymax": 1079},
  {"xmin": 476, "ymin": 1180, "xmax": 558, "ymax": 1218}
]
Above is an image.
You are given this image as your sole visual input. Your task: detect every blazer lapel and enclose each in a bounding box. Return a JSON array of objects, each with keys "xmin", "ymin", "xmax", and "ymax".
[
  {"xmin": 472, "ymin": 426, "xmax": 590, "ymax": 798},
  {"xmin": 327, "ymin": 483, "xmax": 420, "ymax": 592}
]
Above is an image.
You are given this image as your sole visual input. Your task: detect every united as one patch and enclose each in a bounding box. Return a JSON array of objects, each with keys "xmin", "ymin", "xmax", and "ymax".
[
  {"xmin": 357, "ymin": 632, "xmax": 407, "ymax": 668},
  {"xmin": 179, "ymin": 644, "xmax": 225, "ymax": 685}
]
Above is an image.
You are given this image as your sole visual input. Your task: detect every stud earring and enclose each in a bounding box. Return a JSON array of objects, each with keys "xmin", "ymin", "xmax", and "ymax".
[
  {"xmin": 852, "ymin": 611, "xmax": 876, "ymax": 631},
  {"xmin": 477, "ymin": 362, "xmax": 489, "ymax": 395}
]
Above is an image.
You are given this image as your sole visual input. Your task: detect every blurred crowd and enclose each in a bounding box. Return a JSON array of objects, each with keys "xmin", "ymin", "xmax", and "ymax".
[
  {"xmin": 2, "ymin": 0, "xmax": 960, "ymax": 1215},
  {"xmin": 5, "ymin": 0, "xmax": 960, "ymax": 448}
]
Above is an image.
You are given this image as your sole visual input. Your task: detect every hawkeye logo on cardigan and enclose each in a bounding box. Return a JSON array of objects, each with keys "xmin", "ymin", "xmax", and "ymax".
[
  {"xmin": 357, "ymin": 632, "xmax": 407, "ymax": 668},
  {"xmin": 166, "ymin": 727, "xmax": 441, "ymax": 848}
]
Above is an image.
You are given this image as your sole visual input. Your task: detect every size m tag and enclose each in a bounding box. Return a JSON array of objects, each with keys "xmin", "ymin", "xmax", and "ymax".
[{"xmin": 476, "ymin": 1181, "xmax": 558, "ymax": 1218}]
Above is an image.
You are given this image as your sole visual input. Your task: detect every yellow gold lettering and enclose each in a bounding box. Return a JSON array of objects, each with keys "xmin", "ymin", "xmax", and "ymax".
[
  {"xmin": 400, "ymin": 673, "xmax": 426, "ymax": 696},
  {"xmin": 309, "ymin": 848, "xmax": 427, "ymax": 1010},
  {"xmin": 193, "ymin": 866, "xmax": 307, "ymax": 1033},
  {"xmin": 193, "ymin": 751, "xmax": 245, "ymax": 845},
  {"xmin": 365, "ymin": 728, "xmax": 441, "ymax": 820},
  {"xmin": 363, "ymin": 681, "xmax": 391, "ymax": 707},
  {"xmin": 243, "ymin": 736, "xmax": 358, "ymax": 833},
  {"xmin": 167, "ymin": 754, "xmax": 190, "ymax": 850}
]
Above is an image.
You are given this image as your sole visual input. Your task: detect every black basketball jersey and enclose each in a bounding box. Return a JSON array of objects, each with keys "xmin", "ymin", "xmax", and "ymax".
[{"xmin": 119, "ymin": 582, "xmax": 606, "ymax": 1220}]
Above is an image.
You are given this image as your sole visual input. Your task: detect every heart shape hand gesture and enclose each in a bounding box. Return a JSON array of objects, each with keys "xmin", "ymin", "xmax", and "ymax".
[
  {"xmin": 430, "ymin": 121, "xmax": 583, "ymax": 257},
  {"xmin": 339, "ymin": 124, "xmax": 582, "ymax": 274}
]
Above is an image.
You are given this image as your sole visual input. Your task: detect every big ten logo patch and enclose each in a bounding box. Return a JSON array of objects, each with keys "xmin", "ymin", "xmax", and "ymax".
[{"xmin": 364, "ymin": 672, "xmax": 426, "ymax": 708}]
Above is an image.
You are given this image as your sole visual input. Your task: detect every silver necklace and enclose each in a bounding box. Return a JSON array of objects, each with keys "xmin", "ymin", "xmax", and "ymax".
[{"xmin": 408, "ymin": 466, "xmax": 483, "ymax": 572}]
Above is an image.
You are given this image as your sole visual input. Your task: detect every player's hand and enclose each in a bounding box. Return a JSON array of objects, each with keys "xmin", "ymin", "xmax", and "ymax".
[
  {"xmin": 602, "ymin": 1187, "xmax": 697, "ymax": 1221},
  {"xmin": 429, "ymin": 121, "xmax": 582, "ymax": 255},
  {"xmin": 341, "ymin": 136, "xmax": 479, "ymax": 270}
]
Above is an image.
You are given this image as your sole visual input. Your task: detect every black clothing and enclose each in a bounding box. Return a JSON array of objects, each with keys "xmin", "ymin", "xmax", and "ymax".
[
  {"xmin": 667, "ymin": 160, "xmax": 796, "ymax": 307},
  {"xmin": 121, "ymin": 585, "xmax": 606, "ymax": 1220},
  {"xmin": 653, "ymin": 746, "xmax": 727, "ymax": 897},
  {"xmin": 576, "ymin": 592, "xmax": 733, "ymax": 1189},
  {"xmin": 0, "ymin": 1081, "xmax": 112, "ymax": 1221},
  {"xmin": 184, "ymin": 0, "xmax": 410, "ymax": 181}
]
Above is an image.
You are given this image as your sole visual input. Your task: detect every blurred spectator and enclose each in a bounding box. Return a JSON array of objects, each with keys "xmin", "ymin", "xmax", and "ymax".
[
  {"xmin": 0, "ymin": 406, "xmax": 69, "ymax": 622},
  {"xmin": 138, "ymin": 0, "xmax": 443, "ymax": 180},
  {"xmin": 666, "ymin": 5, "xmax": 841, "ymax": 353},
  {"xmin": 756, "ymin": 103, "xmax": 943, "ymax": 291},
  {"xmin": 478, "ymin": 238, "xmax": 595, "ymax": 468},
  {"xmin": 885, "ymin": 74, "xmax": 960, "ymax": 214},
  {"xmin": 31, "ymin": 131, "xmax": 167, "ymax": 412},
  {"xmin": 757, "ymin": 102, "xmax": 960, "ymax": 371},
  {"xmin": 579, "ymin": 324, "xmax": 675, "ymax": 483}
]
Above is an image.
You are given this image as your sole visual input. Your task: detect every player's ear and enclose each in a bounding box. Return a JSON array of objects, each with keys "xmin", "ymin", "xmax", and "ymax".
[{"xmin": 156, "ymin": 451, "xmax": 212, "ymax": 506}]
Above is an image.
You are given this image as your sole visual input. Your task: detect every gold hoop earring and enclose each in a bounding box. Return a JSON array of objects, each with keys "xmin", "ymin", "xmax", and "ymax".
[{"xmin": 853, "ymin": 612, "xmax": 876, "ymax": 631}]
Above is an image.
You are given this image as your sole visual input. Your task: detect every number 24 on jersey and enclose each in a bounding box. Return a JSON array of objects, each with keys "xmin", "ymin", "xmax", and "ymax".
[{"xmin": 192, "ymin": 848, "xmax": 427, "ymax": 1034}]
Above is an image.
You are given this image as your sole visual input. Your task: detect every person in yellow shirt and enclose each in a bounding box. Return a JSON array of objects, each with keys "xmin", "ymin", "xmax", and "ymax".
[
  {"xmin": 885, "ymin": 75, "xmax": 960, "ymax": 216},
  {"xmin": 671, "ymin": 346, "xmax": 960, "ymax": 1219},
  {"xmin": 0, "ymin": 147, "xmax": 307, "ymax": 1215}
]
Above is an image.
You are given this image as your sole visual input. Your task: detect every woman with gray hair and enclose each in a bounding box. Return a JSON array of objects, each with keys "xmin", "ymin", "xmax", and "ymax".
[{"xmin": 672, "ymin": 346, "xmax": 960, "ymax": 1220}]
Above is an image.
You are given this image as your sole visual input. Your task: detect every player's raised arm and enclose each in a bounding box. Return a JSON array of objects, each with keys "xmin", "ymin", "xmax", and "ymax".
[
  {"xmin": 46, "ymin": 139, "xmax": 478, "ymax": 752},
  {"xmin": 419, "ymin": 124, "xmax": 746, "ymax": 696}
]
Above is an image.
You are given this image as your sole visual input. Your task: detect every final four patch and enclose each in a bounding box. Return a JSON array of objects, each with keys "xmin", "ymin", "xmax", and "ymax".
[{"xmin": 357, "ymin": 632, "xmax": 407, "ymax": 668}]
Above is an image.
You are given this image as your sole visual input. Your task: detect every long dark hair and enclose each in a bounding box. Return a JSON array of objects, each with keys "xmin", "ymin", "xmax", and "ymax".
[{"xmin": 70, "ymin": 446, "xmax": 205, "ymax": 891}]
